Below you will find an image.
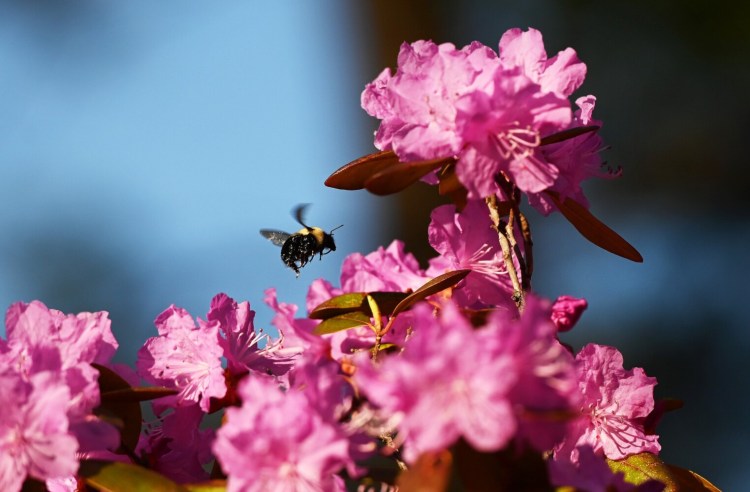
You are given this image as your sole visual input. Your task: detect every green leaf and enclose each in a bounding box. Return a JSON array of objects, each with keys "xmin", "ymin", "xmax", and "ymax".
[
  {"xmin": 309, "ymin": 292, "xmax": 367, "ymax": 319},
  {"xmin": 364, "ymin": 157, "xmax": 453, "ymax": 195},
  {"xmin": 313, "ymin": 311, "xmax": 372, "ymax": 335},
  {"xmin": 608, "ymin": 453, "xmax": 720, "ymax": 491},
  {"xmin": 309, "ymin": 292, "xmax": 408, "ymax": 320},
  {"xmin": 307, "ymin": 272, "xmax": 468, "ymax": 328},
  {"xmin": 546, "ymin": 191, "xmax": 643, "ymax": 262},
  {"xmin": 391, "ymin": 270, "xmax": 471, "ymax": 317},
  {"xmin": 93, "ymin": 364, "xmax": 144, "ymax": 452},
  {"xmin": 325, "ymin": 150, "xmax": 401, "ymax": 190},
  {"xmin": 80, "ymin": 461, "xmax": 190, "ymax": 492},
  {"xmin": 184, "ymin": 481, "xmax": 228, "ymax": 492}
]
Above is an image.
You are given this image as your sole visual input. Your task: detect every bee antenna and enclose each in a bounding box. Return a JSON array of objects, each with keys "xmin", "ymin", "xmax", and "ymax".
[{"xmin": 330, "ymin": 224, "xmax": 344, "ymax": 233}]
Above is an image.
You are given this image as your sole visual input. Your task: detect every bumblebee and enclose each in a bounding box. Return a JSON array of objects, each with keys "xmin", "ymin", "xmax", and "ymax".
[{"xmin": 260, "ymin": 204, "xmax": 342, "ymax": 276}]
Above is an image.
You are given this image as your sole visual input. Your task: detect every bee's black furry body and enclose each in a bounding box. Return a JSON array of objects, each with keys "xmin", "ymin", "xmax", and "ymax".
[
  {"xmin": 260, "ymin": 204, "xmax": 340, "ymax": 277},
  {"xmin": 280, "ymin": 227, "xmax": 336, "ymax": 275}
]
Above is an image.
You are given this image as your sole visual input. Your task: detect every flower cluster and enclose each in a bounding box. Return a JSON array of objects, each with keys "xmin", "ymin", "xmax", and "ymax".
[
  {"xmin": 0, "ymin": 26, "xmax": 699, "ymax": 492},
  {"xmin": 362, "ymin": 27, "xmax": 617, "ymax": 214},
  {"xmin": 0, "ymin": 301, "xmax": 119, "ymax": 490},
  {"xmin": 1, "ymin": 289, "xmax": 662, "ymax": 490}
]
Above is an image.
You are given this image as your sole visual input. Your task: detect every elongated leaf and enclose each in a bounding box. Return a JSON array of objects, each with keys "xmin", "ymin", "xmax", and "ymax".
[
  {"xmin": 310, "ymin": 292, "xmax": 368, "ymax": 319},
  {"xmin": 546, "ymin": 191, "xmax": 643, "ymax": 262},
  {"xmin": 451, "ymin": 440, "xmax": 549, "ymax": 491},
  {"xmin": 540, "ymin": 125, "xmax": 599, "ymax": 146},
  {"xmin": 309, "ymin": 291, "xmax": 408, "ymax": 320},
  {"xmin": 392, "ymin": 270, "xmax": 471, "ymax": 317},
  {"xmin": 101, "ymin": 386, "xmax": 178, "ymax": 403},
  {"xmin": 80, "ymin": 461, "xmax": 190, "ymax": 492},
  {"xmin": 664, "ymin": 466, "xmax": 721, "ymax": 492},
  {"xmin": 313, "ymin": 311, "xmax": 372, "ymax": 335},
  {"xmin": 184, "ymin": 481, "xmax": 228, "ymax": 492},
  {"xmin": 608, "ymin": 453, "xmax": 719, "ymax": 491},
  {"xmin": 368, "ymin": 292, "xmax": 410, "ymax": 316},
  {"xmin": 364, "ymin": 157, "xmax": 453, "ymax": 195},
  {"xmin": 93, "ymin": 364, "xmax": 143, "ymax": 452},
  {"xmin": 325, "ymin": 150, "xmax": 400, "ymax": 190},
  {"xmin": 437, "ymin": 162, "xmax": 468, "ymax": 210},
  {"xmin": 397, "ymin": 451, "xmax": 452, "ymax": 492}
]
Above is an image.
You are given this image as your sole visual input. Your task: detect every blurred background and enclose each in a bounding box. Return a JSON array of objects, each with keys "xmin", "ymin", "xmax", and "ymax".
[{"xmin": 0, "ymin": 1, "xmax": 746, "ymax": 488}]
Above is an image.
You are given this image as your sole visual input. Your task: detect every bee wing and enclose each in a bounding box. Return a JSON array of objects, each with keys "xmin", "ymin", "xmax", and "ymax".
[
  {"xmin": 260, "ymin": 229, "xmax": 291, "ymax": 247},
  {"xmin": 292, "ymin": 203, "xmax": 311, "ymax": 228}
]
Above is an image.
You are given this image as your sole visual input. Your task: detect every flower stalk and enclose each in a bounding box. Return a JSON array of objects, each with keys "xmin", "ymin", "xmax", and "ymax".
[{"xmin": 485, "ymin": 194, "xmax": 525, "ymax": 312}]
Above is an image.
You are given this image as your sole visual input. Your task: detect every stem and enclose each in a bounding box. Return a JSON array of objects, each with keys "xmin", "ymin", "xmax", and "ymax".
[
  {"xmin": 380, "ymin": 432, "xmax": 408, "ymax": 471},
  {"xmin": 485, "ymin": 195, "xmax": 525, "ymax": 312},
  {"xmin": 368, "ymin": 294, "xmax": 384, "ymax": 361},
  {"xmin": 518, "ymin": 211, "xmax": 533, "ymax": 287},
  {"xmin": 503, "ymin": 205, "xmax": 528, "ymax": 290}
]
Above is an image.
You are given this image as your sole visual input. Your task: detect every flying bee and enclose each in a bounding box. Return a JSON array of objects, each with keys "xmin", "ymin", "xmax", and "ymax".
[{"xmin": 260, "ymin": 204, "xmax": 342, "ymax": 277}]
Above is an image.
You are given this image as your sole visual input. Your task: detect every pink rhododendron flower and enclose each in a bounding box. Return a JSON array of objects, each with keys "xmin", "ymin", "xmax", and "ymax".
[
  {"xmin": 288, "ymin": 353, "xmax": 374, "ymax": 475},
  {"xmin": 550, "ymin": 295, "xmax": 588, "ymax": 332},
  {"xmin": 137, "ymin": 305, "xmax": 226, "ymax": 412},
  {"xmin": 497, "ymin": 27, "xmax": 586, "ymax": 98},
  {"xmin": 479, "ymin": 295, "xmax": 580, "ymax": 450},
  {"xmin": 427, "ymin": 200, "xmax": 517, "ymax": 310},
  {"xmin": 4, "ymin": 300, "xmax": 117, "ymax": 375},
  {"xmin": 453, "ymin": 61, "xmax": 569, "ymax": 196},
  {"xmin": 214, "ymin": 373, "xmax": 351, "ymax": 492},
  {"xmin": 2, "ymin": 301, "xmax": 119, "ymax": 458},
  {"xmin": 265, "ymin": 286, "xmax": 330, "ymax": 362},
  {"xmin": 361, "ymin": 28, "xmax": 616, "ymax": 205},
  {"xmin": 355, "ymin": 302, "xmax": 517, "ymax": 463},
  {"xmin": 0, "ymin": 370, "xmax": 79, "ymax": 492},
  {"xmin": 362, "ymin": 40, "xmax": 500, "ymax": 162},
  {"xmin": 207, "ymin": 293, "xmax": 293, "ymax": 376},
  {"xmin": 548, "ymin": 445, "xmax": 665, "ymax": 492},
  {"xmin": 530, "ymin": 96, "xmax": 620, "ymax": 215},
  {"xmin": 556, "ymin": 344, "xmax": 661, "ymax": 462},
  {"xmin": 340, "ymin": 240, "xmax": 429, "ymax": 293}
]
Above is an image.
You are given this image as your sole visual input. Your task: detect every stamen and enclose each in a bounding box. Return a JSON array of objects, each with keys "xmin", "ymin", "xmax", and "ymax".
[
  {"xmin": 493, "ymin": 124, "xmax": 541, "ymax": 160},
  {"xmin": 463, "ymin": 243, "xmax": 506, "ymax": 279}
]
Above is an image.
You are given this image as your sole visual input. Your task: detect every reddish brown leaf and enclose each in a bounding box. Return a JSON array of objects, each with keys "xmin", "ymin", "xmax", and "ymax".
[
  {"xmin": 540, "ymin": 125, "xmax": 599, "ymax": 146},
  {"xmin": 546, "ymin": 191, "xmax": 643, "ymax": 262},
  {"xmin": 452, "ymin": 441, "xmax": 549, "ymax": 491},
  {"xmin": 664, "ymin": 466, "xmax": 721, "ymax": 492},
  {"xmin": 437, "ymin": 162, "xmax": 468, "ymax": 210},
  {"xmin": 391, "ymin": 269, "xmax": 471, "ymax": 317},
  {"xmin": 396, "ymin": 450, "xmax": 453, "ymax": 492},
  {"xmin": 100, "ymin": 386, "xmax": 178, "ymax": 402},
  {"xmin": 325, "ymin": 150, "xmax": 400, "ymax": 190},
  {"xmin": 364, "ymin": 157, "xmax": 452, "ymax": 195},
  {"xmin": 93, "ymin": 364, "xmax": 143, "ymax": 452}
]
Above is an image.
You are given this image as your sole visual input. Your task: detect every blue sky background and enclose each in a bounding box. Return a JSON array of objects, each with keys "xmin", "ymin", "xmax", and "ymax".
[
  {"xmin": 0, "ymin": 1, "xmax": 747, "ymax": 489},
  {"xmin": 0, "ymin": 1, "xmax": 386, "ymax": 354}
]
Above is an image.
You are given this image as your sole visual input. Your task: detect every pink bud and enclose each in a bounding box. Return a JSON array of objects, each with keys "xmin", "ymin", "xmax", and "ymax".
[{"xmin": 550, "ymin": 295, "xmax": 588, "ymax": 332}]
